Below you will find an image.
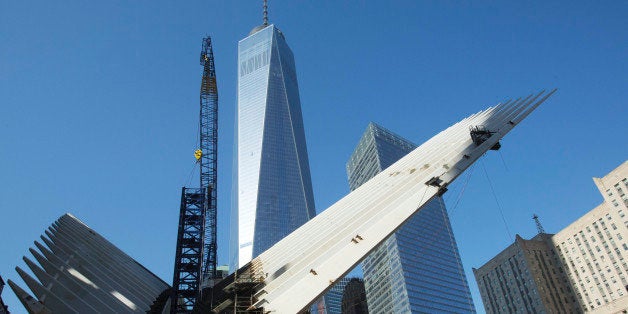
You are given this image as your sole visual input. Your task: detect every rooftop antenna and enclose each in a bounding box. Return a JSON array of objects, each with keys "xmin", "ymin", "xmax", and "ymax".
[
  {"xmin": 532, "ymin": 214, "xmax": 546, "ymax": 234},
  {"xmin": 263, "ymin": 0, "xmax": 268, "ymax": 25}
]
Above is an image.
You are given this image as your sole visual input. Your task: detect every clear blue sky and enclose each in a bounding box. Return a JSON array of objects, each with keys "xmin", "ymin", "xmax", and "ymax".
[{"xmin": 1, "ymin": 1, "xmax": 626, "ymax": 313}]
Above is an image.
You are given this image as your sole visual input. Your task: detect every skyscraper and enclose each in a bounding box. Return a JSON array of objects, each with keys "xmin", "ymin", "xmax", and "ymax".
[
  {"xmin": 346, "ymin": 122, "xmax": 475, "ymax": 313},
  {"xmin": 322, "ymin": 277, "xmax": 353, "ymax": 314},
  {"xmin": 341, "ymin": 278, "xmax": 369, "ymax": 314},
  {"xmin": 230, "ymin": 21, "xmax": 316, "ymax": 271}
]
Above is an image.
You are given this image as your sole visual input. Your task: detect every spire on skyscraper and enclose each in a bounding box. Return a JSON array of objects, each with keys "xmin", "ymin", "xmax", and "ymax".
[{"xmin": 263, "ymin": 0, "xmax": 268, "ymax": 26}]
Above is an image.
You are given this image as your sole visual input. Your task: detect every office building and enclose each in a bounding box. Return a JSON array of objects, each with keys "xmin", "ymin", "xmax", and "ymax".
[
  {"xmin": 229, "ymin": 20, "xmax": 316, "ymax": 270},
  {"xmin": 552, "ymin": 161, "xmax": 628, "ymax": 313},
  {"xmin": 346, "ymin": 122, "xmax": 475, "ymax": 313},
  {"xmin": 341, "ymin": 278, "xmax": 368, "ymax": 314},
  {"xmin": 319, "ymin": 277, "xmax": 352, "ymax": 314},
  {"xmin": 473, "ymin": 233, "xmax": 579, "ymax": 313}
]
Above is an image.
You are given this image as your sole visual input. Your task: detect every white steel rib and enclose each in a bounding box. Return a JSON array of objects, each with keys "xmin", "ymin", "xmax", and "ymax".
[
  {"xmin": 8, "ymin": 214, "xmax": 171, "ymax": 313},
  {"xmin": 242, "ymin": 89, "xmax": 556, "ymax": 313}
]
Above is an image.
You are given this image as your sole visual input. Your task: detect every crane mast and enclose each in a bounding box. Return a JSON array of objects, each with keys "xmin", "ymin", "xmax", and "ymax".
[
  {"xmin": 171, "ymin": 36, "xmax": 218, "ymax": 313},
  {"xmin": 199, "ymin": 36, "xmax": 219, "ymax": 283}
]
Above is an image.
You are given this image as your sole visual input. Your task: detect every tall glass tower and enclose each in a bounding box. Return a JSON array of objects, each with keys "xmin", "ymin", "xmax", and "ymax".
[
  {"xmin": 347, "ymin": 123, "xmax": 476, "ymax": 313},
  {"xmin": 230, "ymin": 23, "xmax": 316, "ymax": 270}
]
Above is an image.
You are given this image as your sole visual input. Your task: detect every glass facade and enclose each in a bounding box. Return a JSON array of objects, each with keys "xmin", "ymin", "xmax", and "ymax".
[
  {"xmin": 230, "ymin": 24, "xmax": 316, "ymax": 270},
  {"xmin": 346, "ymin": 122, "xmax": 476, "ymax": 313},
  {"xmin": 321, "ymin": 277, "xmax": 352, "ymax": 314},
  {"xmin": 341, "ymin": 278, "xmax": 369, "ymax": 314}
]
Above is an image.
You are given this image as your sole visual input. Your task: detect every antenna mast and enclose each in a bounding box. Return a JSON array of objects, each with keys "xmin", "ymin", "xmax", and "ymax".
[
  {"xmin": 263, "ymin": 0, "xmax": 268, "ymax": 25},
  {"xmin": 532, "ymin": 214, "xmax": 546, "ymax": 234}
]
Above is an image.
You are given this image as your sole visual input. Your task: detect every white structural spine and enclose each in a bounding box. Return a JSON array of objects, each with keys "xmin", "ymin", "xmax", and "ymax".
[
  {"xmin": 248, "ymin": 89, "xmax": 556, "ymax": 313},
  {"xmin": 8, "ymin": 214, "xmax": 170, "ymax": 313}
]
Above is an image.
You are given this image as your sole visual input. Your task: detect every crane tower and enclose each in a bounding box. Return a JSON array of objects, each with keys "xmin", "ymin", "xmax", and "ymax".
[
  {"xmin": 171, "ymin": 36, "xmax": 219, "ymax": 313},
  {"xmin": 199, "ymin": 36, "xmax": 219, "ymax": 283}
]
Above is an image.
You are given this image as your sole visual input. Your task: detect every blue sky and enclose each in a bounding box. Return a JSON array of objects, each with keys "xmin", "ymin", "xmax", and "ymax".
[{"xmin": 1, "ymin": 1, "xmax": 626, "ymax": 313}]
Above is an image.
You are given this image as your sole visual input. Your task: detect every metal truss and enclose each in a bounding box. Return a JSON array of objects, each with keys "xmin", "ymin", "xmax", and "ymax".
[{"xmin": 171, "ymin": 188, "xmax": 207, "ymax": 313}]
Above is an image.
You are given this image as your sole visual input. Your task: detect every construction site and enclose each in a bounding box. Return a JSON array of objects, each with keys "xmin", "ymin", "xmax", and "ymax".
[
  {"xmin": 4, "ymin": 1, "xmax": 625, "ymax": 314},
  {"xmin": 1, "ymin": 23, "xmax": 556, "ymax": 310}
]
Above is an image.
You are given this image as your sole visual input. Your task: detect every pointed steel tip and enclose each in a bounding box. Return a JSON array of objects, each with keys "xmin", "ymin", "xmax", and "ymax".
[
  {"xmin": 23, "ymin": 256, "xmax": 39, "ymax": 270},
  {"xmin": 6, "ymin": 279, "xmax": 27, "ymax": 298},
  {"xmin": 28, "ymin": 247, "xmax": 39, "ymax": 256},
  {"xmin": 15, "ymin": 266, "xmax": 27, "ymax": 277}
]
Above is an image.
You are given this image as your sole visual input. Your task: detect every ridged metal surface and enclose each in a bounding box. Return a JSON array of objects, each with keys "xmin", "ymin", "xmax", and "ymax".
[
  {"xmin": 8, "ymin": 214, "xmax": 170, "ymax": 313},
  {"xmin": 246, "ymin": 90, "xmax": 556, "ymax": 313}
]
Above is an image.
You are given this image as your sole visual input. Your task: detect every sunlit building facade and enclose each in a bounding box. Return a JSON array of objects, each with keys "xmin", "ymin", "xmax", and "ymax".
[
  {"xmin": 552, "ymin": 161, "xmax": 628, "ymax": 313},
  {"xmin": 346, "ymin": 122, "xmax": 475, "ymax": 313},
  {"xmin": 230, "ymin": 23, "xmax": 316, "ymax": 271}
]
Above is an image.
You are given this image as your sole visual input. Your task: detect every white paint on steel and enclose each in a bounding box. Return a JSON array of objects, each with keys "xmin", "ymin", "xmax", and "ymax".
[
  {"xmin": 248, "ymin": 90, "xmax": 556, "ymax": 313},
  {"xmin": 9, "ymin": 214, "xmax": 170, "ymax": 313}
]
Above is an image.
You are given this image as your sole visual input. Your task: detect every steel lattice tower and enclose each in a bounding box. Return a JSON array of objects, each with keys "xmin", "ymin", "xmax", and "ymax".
[
  {"xmin": 171, "ymin": 36, "xmax": 218, "ymax": 313},
  {"xmin": 171, "ymin": 188, "xmax": 206, "ymax": 313},
  {"xmin": 533, "ymin": 214, "xmax": 546, "ymax": 234},
  {"xmin": 199, "ymin": 36, "xmax": 218, "ymax": 282}
]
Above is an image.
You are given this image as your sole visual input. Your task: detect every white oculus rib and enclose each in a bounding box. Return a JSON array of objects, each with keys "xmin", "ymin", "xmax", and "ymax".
[
  {"xmin": 8, "ymin": 214, "xmax": 171, "ymax": 313},
  {"xmin": 212, "ymin": 89, "xmax": 556, "ymax": 313}
]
